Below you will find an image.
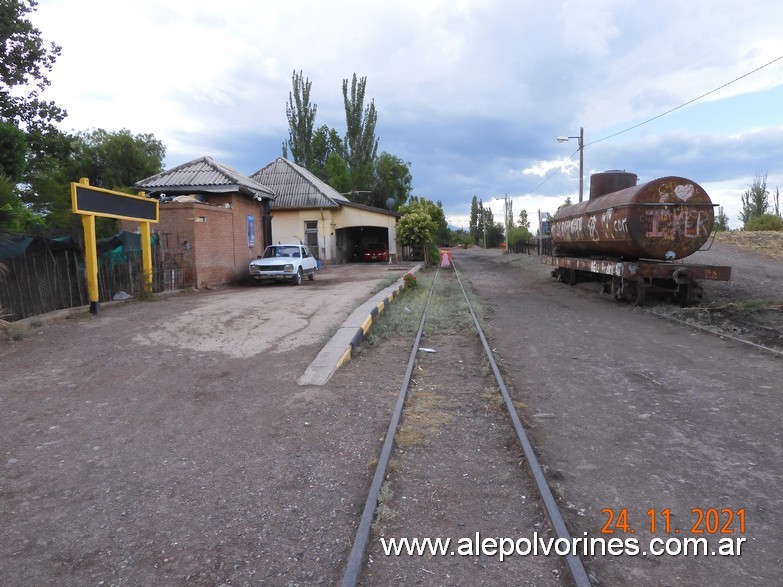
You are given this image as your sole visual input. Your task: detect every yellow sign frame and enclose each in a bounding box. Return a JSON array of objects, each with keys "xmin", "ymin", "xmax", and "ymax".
[{"xmin": 70, "ymin": 178, "xmax": 159, "ymax": 315}]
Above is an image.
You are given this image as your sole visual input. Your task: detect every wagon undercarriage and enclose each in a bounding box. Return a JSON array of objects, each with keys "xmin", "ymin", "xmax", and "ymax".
[{"xmin": 546, "ymin": 256, "xmax": 732, "ymax": 306}]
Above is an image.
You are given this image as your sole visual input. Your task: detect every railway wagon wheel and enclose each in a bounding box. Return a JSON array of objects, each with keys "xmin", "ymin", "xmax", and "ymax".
[
  {"xmin": 672, "ymin": 268, "xmax": 703, "ymax": 307},
  {"xmin": 611, "ymin": 277, "xmax": 646, "ymax": 305},
  {"xmin": 610, "ymin": 276, "xmax": 624, "ymax": 301},
  {"xmin": 555, "ymin": 267, "xmax": 577, "ymax": 285},
  {"xmin": 676, "ymin": 281, "xmax": 704, "ymax": 307},
  {"xmin": 633, "ymin": 278, "xmax": 647, "ymax": 306}
]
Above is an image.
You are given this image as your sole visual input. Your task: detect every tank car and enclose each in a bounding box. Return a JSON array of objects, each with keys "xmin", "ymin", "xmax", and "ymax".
[{"xmin": 546, "ymin": 171, "xmax": 731, "ymax": 306}]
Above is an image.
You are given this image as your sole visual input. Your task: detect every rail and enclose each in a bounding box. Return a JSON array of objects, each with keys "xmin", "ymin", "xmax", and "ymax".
[{"xmin": 341, "ymin": 262, "xmax": 591, "ymax": 587}]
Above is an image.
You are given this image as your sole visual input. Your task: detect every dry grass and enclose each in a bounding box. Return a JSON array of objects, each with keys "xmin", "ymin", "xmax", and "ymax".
[
  {"xmin": 396, "ymin": 390, "xmax": 452, "ymax": 448},
  {"xmin": 715, "ymin": 231, "xmax": 783, "ymax": 261}
]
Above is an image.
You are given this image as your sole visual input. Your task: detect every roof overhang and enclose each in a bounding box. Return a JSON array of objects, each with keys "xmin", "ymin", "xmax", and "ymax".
[{"xmin": 340, "ymin": 200, "xmax": 401, "ymax": 217}]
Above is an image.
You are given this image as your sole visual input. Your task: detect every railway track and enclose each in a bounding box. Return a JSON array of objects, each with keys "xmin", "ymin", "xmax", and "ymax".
[
  {"xmin": 646, "ymin": 303, "xmax": 783, "ymax": 358},
  {"xmin": 341, "ymin": 263, "xmax": 592, "ymax": 586}
]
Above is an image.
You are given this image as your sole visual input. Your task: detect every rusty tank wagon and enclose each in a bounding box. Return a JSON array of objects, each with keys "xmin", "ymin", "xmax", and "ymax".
[{"xmin": 547, "ymin": 171, "xmax": 731, "ymax": 306}]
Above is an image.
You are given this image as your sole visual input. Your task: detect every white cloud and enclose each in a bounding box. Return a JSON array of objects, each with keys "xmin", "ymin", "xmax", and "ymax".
[{"xmin": 27, "ymin": 0, "xmax": 783, "ymax": 231}]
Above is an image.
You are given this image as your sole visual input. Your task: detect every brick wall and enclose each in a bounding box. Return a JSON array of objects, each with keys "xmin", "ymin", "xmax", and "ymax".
[{"xmin": 120, "ymin": 194, "xmax": 268, "ymax": 288}]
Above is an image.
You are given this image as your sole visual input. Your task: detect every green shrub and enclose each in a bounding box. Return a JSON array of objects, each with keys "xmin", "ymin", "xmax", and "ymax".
[{"xmin": 744, "ymin": 213, "xmax": 783, "ymax": 231}]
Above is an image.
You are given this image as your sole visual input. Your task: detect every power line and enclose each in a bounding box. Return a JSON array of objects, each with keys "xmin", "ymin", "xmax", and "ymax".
[
  {"xmin": 587, "ymin": 54, "xmax": 783, "ymax": 146},
  {"xmin": 526, "ymin": 147, "xmax": 579, "ymax": 194},
  {"xmin": 471, "ymin": 59, "xmax": 783, "ymax": 221},
  {"xmin": 524, "ymin": 54, "xmax": 783, "ymax": 199}
]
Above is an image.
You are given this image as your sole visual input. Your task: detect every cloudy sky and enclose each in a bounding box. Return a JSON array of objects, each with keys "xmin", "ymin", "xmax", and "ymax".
[{"xmin": 31, "ymin": 0, "xmax": 783, "ymax": 230}]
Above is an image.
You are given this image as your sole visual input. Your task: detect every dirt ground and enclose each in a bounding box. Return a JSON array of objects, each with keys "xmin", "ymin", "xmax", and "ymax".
[
  {"xmin": 0, "ymin": 263, "xmax": 414, "ymax": 586},
  {"xmin": 453, "ymin": 243, "xmax": 782, "ymax": 586},
  {"xmin": 1, "ymin": 236, "xmax": 781, "ymax": 586}
]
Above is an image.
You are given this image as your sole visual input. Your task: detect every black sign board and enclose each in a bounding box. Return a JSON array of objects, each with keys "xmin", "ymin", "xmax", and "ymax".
[{"xmin": 72, "ymin": 184, "xmax": 158, "ymax": 222}]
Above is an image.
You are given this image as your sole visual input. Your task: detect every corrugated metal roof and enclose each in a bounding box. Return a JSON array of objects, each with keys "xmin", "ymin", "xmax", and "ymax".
[
  {"xmin": 250, "ymin": 158, "xmax": 349, "ymax": 209},
  {"xmin": 134, "ymin": 156, "xmax": 275, "ymax": 200}
]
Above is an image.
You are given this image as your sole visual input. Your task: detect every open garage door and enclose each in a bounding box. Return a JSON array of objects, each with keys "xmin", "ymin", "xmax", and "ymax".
[{"xmin": 336, "ymin": 226, "xmax": 391, "ymax": 263}]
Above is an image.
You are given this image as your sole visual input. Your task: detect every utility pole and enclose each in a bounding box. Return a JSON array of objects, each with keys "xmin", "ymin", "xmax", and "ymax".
[
  {"xmin": 557, "ymin": 126, "xmax": 585, "ymax": 202},
  {"xmin": 503, "ymin": 193, "xmax": 510, "ymax": 254},
  {"xmin": 578, "ymin": 126, "xmax": 584, "ymax": 203}
]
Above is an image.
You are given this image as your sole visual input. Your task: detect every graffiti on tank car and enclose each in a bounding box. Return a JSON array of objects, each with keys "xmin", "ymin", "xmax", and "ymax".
[
  {"xmin": 552, "ymin": 215, "xmax": 583, "ymax": 239},
  {"xmin": 694, "ymin": 211, "xmax": 709, "ymax": 238},
  {"xmin": 587, "ymin": 215, "xmax": 599, "ymax": 241},
  {"xmin": 659, "ymin": 182, "xmax": 695, "ymax": 204},
  {"xmin": 589, "ymin": 260, "xmax": 622, "ymax": 276},
  {"xmin": 674, "ymin": 184, "xmax": 695, "ymax": 201},
  {"xmin": 645, "ymin": 207, "xmax": 710, "ymax": 239},
  {"xmin": 602, "ymin": 209, "xmax": 614, "ymax": 232},
  {"xmin": 554, "ymin": 209, "xmax": 632, "ymax": 241}
]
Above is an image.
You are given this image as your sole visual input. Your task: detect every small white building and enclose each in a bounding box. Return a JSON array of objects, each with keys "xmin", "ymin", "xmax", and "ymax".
[{"xmin": 250, "ymin": 158, "xmax": 399, "ymax": 264}]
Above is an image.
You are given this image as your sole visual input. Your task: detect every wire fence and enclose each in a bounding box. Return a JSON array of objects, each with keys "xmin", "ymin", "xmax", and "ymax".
[{"xmin": 1, "ymin": 246, "xmax": 183, "ymax": 322}]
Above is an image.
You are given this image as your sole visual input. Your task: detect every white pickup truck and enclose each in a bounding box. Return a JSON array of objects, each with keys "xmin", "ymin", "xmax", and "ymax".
[{"xmin": 249, "ymin": 243, "xmax": 318, "ymax": 285}]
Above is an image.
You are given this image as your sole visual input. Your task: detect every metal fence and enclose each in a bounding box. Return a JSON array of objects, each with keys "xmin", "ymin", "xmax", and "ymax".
[
  {"xmin": 1, "ymin": 247, "xmax": 183, "ymax": 322},
  {"xmin": 512, "ymin": 237, "xmax": 552, "ymax": 256}
]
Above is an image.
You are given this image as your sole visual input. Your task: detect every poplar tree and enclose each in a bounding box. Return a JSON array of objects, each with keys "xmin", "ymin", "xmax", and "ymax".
[
  {"xmin": 739, "ymin": 171, "xmax": 769, "ymax": 226},
  {"xmin": 469, "ymin": 195, "xmax": 479, "ymax": 244},
  {"xmin": 285, "ymin": 70, "xmax": 317, "ymax": 166},
  {"xmin": 342, "ymin": 74, "xmax": 378, "ymax": 190}
]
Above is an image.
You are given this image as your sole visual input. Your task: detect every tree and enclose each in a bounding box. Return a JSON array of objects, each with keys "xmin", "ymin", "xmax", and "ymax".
[
  {"xmin": 399, "ymin": 197, "xmax": 448, "ymax": 238},
  {"xmin": 469, "ymin": 195, "xmax": 479, "ymax": 244},
  {"xmin": 342, "ymin": 74, "xmax": 378, "ymax": 191},
  {"xmin": 0, "ymin": 120, "xmax": 27, "ymax": 181},
  {"xmin": 477, "ymin": 199, "xmax": 490, "ymax": 247},
  {"xmin": 449, "ymin": 227, "xmax": 474, "ymax": 246},
  {"xmin": 486, "ymin": 219, "xmax": 505, "ymax": 248},
  {"xmin": 324, "ymin": 152, "xmax": 351, "ymax": 194},
  {"xmin": 397, "ymin": 209, "xmax": 436, "ymax": 265},
  {"xmin": 555, "ymin": 196, "xmax": 573, "ymax": 216},
  {"xmin": 370, "ymin": 152, "xmax": 411, "ymax": 209},
  {"xmin": 398, "ymin": 197, "xmax": 450, "ymax": 262},
  {"xmin": 0, "ymin": 0, "xmax": 66, "ymax": 129},
  {"xmin": 517, "ymin": 209, "xmax": 530, "ymax": 231},
  {"xmin": 284, "ymin": 70, "xmax": 316, "ymax": 167},
  {"xmin": 714, "ymin": 206, "xmax": 730, "ymax": 232},
  {"xmin": 505, "ymin": 198, "xmax": 514, "ymax": 229},
  {"xmin": 19, "ymin": 128, "xmax": 165, "ymax": 233},
  {"xmin": 739, "ymin": 172, "xmax": 769, "ymax": 227},
  {"xmin": 67, "ymin": 128, "xmax": 165, "ymax": 190},
  {"xmin": 309, "ymin": 124, "xmax": 343, "ymax": 179},
  {"xmin": 0, "ymin": 172, "xmax": 39, "ymax": 232},
  {"xmin": 508, "ymin": 225, "xmax": 532, "ymax": 248}
]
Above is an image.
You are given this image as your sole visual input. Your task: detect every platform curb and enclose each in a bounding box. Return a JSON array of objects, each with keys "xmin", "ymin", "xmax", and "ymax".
[{"xmin": 298, "ymin": 264, "xmax": 422, "ymax": 385}]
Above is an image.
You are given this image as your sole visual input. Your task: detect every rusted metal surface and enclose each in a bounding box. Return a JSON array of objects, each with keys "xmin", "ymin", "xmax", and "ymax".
[
  {"xmin": 552, "ymin": 176, "xmax": 716, "ymax": 260},
  {"xmin": 545, "ymin": 255, "xmax": 732, "ymax": 282},
  {"xmin": 589, "ymin": 170, "xmax": 638, "ymax": 200}
]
